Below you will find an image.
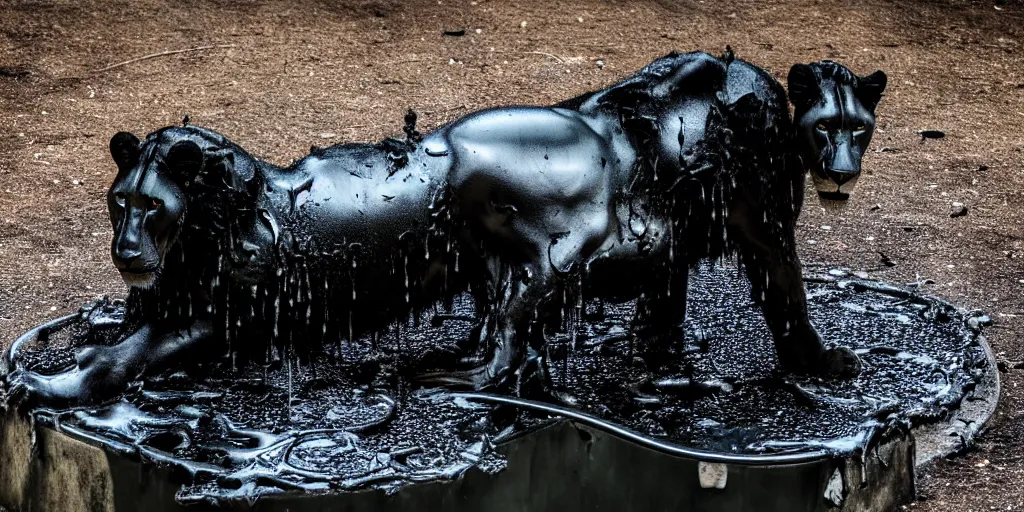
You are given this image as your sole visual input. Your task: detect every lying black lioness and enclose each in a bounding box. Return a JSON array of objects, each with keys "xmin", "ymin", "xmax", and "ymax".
[{"xmin": 5, "ymin": 50, "xmax": 886, "ymax": 405}]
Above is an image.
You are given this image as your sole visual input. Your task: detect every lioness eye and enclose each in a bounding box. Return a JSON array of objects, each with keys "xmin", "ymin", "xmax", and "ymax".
[
  {"xmin": 149, "ymin": 197, "xmax": 163, "ymax": 209},
  {"xmin": 815, "ymin": 122, "xmax": 828, "ymax": 131},
  {"xmin": 855, "ymin": 125, "xmax": 866, "ymax": 131},
  {"xmin": 114, "ymin": 193, "xmax": 126, "ymax": 206}
]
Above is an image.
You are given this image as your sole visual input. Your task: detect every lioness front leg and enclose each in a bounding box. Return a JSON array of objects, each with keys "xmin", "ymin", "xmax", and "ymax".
[
  {"xmin": 729, "ymin": 201, "xmax": 861, "ymax": 377},
  {"xmin": 6, "ymin": 320, "xmax": 213, "ymax": 409}
]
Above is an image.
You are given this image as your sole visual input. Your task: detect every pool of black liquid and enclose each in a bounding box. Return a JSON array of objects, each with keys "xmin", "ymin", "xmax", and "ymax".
[{"xmin": 0, "ymin": 265, "xmax": 997, "ymax": 509}]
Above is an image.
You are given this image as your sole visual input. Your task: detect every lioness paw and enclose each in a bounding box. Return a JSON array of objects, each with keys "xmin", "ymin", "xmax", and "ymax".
[{"xmin": 820, "ymin": 347, "xmax": 862, "ymax": 378}]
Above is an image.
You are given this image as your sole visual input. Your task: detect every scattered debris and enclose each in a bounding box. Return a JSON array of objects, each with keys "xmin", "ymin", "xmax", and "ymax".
[
  {"xmin": 950, "ymin": 202, "xmax": 969, "ymax": 218},
  {"xmin": 917, "ymin": 129, "xmax": 946, "ymax": 140},
  {"xmin": 0, "ymin": 67, "xmax": 31, "ymax": 79},
  {"xmin": 997, "ymin": 359, "xmax": 1024, "ymax": 373},
  {"xmin": 878, "ymin": 251, "xmax": 896, "ymax": 267}
]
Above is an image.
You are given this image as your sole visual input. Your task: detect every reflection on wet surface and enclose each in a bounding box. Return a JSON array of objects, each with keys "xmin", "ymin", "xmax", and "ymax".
[{"xmin": 7, "ymin": 266, "xmax": 989, "ymax": 503}]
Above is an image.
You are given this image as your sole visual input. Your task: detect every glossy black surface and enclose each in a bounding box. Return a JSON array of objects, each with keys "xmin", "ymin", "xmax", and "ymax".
[
  {"xmin": 1, "ymin": 268, "xmax": 990, "ymax": 505},
  {"xmin": 3, "ymin": 50, "xmax": 887, "ymax": 408}
]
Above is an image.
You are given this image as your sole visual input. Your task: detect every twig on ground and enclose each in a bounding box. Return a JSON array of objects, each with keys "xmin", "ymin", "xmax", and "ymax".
[
  {"xmin": 93, "ymin": 44, "xmax": 236, "ymax": 74},
  {"xmin": 524, "ymin": 51, "xmax": 566, "ymax": 63}
]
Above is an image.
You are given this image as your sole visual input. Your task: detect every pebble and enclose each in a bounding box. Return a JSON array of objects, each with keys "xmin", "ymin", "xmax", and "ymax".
[
  {"xmin": 318, "ymin": 132, "xmax": 336, "ymax": 139},
  {"xmin": 918, "ymin": 129, "xmax": 946, "ymax": 139},
  {"xmin": 520, "ymin": 21, "xmax": 527, "ymax": 28},
  {"xmin": 950, "ymin": 202, "xmax": 968, "ymax": 218},
  {"xmin": 596, "ymin": 59, "xmax": 605, "ymax": 69}
]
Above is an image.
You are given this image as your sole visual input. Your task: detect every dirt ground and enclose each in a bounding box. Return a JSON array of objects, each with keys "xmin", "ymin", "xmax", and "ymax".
[{"xmin": 0, "ymin": 0, "xmax": 1022, "ymax": 509}]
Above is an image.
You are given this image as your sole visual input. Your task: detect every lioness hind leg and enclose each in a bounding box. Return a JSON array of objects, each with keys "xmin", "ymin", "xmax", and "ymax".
[
  {"xmin": 5, "ymin": 320, "xmax": 213, "ymax": 409},
  {"xmin": 422, "ymin": 261, "xmax": 554, "ymax": 391},
  {"xmin": 634, "ymin": 263, "xmax": 689, "ymax": 360}
]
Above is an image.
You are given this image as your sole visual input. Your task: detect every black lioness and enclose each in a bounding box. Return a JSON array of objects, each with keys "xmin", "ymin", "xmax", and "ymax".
[
  {"xmin": 6, "ymin": 127, "xmax": 281, "ymax": 407},
  {"xmin": 6, "ymin": 50, "xmax": 886, "ymax": 405}
]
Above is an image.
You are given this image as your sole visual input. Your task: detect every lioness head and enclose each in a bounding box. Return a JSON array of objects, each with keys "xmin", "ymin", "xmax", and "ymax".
[
  {"xmin": 787, "ymin": 61, "xmax": 887, "ymax": 204},
  {"xmin": 107, "ymin": 127, "xmax": 267, "ymax": 289}
]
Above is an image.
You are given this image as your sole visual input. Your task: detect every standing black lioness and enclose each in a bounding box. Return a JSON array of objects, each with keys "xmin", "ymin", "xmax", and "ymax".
[
  {"xmin": 4, "ymin": 50, "xmax": 886, "ymax": 405},
  {"xmin": 437, "ymin": 50, "xmax": 885, "ymax": 388}
]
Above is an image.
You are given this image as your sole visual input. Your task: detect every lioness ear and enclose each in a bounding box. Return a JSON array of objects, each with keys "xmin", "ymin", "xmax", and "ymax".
[
  {"xmin": 787, "ymin": 63, "xmax": 821, "ymax": 112},
  {"xmin": 205, "ymin": 151, "xmax": 240, "ymax": 190},
  {"xmin": 856, "ymin": 70, "xmax": 888, "ymax": 112},
  {"xmin": 165, "ymin": 140, "xmax": 204, "ymax": 183},
  {"xmin": 109, "ymin": 132, "xmax": 141, "ymax": 170}
]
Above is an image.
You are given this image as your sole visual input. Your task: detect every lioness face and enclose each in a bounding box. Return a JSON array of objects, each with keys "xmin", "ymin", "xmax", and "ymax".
[
  {"xmin": 788, "ymin": 62, "xmax": 887, "ymax": 205},
  {"xmin": 107, "ymin": 132, "xmax": 203, "ymax": 288}
]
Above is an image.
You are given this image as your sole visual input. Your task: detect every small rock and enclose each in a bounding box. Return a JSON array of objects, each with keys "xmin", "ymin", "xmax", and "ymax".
[
  {"xmin": 879, "ymin": 251, "xmax": 896, "ymax": 267},
  {"xmin": 950, "ymin": 202, "xmax": 968, "ymax": 218},
  {"xmin": 577, "ymin": 16, "xmax": 584, "ymax": 22},
  {"xmin": 820, "ymin": 225, "xmax": 832, "ymax": 230},
  {"xmin": 448, "ymin": 58, "xmax": 457, "ymax": 65},
  {"xmin": 475, "ymin": 28, "xmax": 482, "ymax": 34},
  {"xmin": 596, "ymin": 59, "xmax": 605, "ymax": 69},
  {"xmin": 520, "ymin": 21, "xmax": 527, "ymax": 28},
  {"xmin": 977, "ymin": 165, "xmax": 989, "ymax": 172},
  {"xmin": 318, "ymin": 132, "xmax": 337, "ymax": 139},
  {"xmin": 875, "ymin": 146, "xmax": 899, "ymax": 153},
  {"xmin": 72, "ymin": 179, "xmax": 80, "ymax": 185},
  {"xmin": 853, "ymin": 271, "xmax": 870, "ymax": 279},
  {"xmin": 870, "ymin": 204, "xmax": 881, "ymax": 211},
  {"xmin": 917, "ymin": 129, "xmax": 945, "ymax": 140},
  {"xmin": 443, "ymin": 29, "xmax": 466, "ymax": 37}
]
